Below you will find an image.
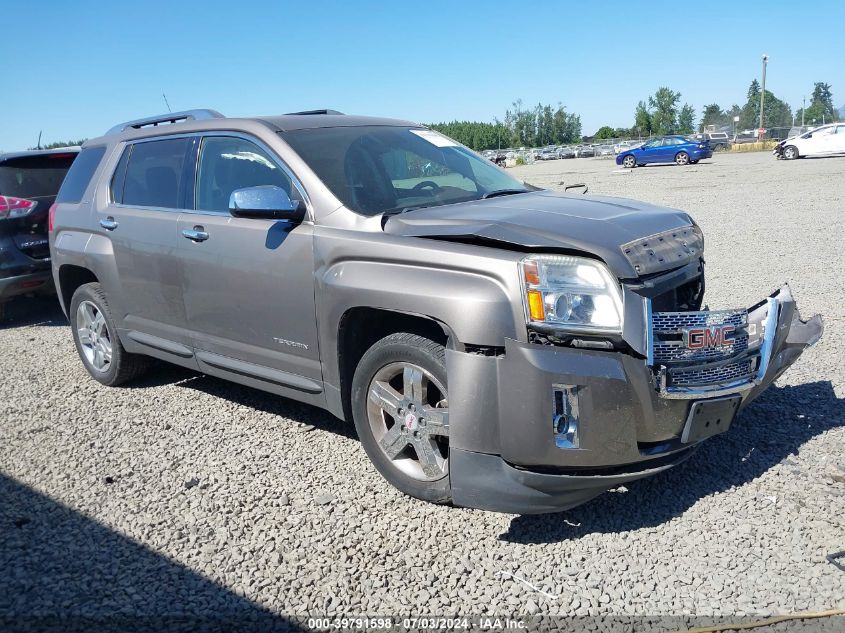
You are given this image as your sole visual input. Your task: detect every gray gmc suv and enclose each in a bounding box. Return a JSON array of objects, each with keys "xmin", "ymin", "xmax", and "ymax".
[{"xmin": 50, "ymin": 109, "xmax": 823, "ymax": 514}]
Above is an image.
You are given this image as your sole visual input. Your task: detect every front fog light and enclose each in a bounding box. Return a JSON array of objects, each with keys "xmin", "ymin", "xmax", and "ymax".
[{"xmin": 553, "ymin": 385, "xmax": 580, "ymax": 449}]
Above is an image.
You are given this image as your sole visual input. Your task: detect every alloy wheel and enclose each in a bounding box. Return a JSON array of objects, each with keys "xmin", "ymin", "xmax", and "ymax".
[
  {"xmin": 676, "ymin": 152, "xmax": 690, "ymax": 165},
  {"xmin": 76, "ymin": 300, "xmax": 112, "ymax": 372},
  {"xmin": 366, "ymin": 362, "xmax": 449, "ymax": 481}
]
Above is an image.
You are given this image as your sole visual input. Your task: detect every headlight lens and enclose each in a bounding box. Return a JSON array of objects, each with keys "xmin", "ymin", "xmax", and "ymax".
[{"xmin": 521, "ymin": 255, "xmax": 624, "ymax": 333}]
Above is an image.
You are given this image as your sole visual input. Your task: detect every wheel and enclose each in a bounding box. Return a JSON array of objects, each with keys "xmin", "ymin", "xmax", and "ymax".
[
  {"xmin": 783, "ymin": 145, "xmax": 799, "ymax": 160},
  {"xmin": 70, "ymin": 282, "xmax": 150, "ymax": 386},
  {"xmin": 622, "ymin": 155, "xmax": 636, "ymax": 168},
  {"xmin": 351, "ymin": 332, "xmax": 451, "ymax": 504},
  {"xmin": 675, "ymin": 151, "xmax": 690, "ymax": 165}
]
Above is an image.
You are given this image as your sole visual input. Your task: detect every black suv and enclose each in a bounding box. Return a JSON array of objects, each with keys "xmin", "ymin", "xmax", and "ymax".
[{"xmin": 0, "ymin": 148, "xmax": 79, "ymax": 310}]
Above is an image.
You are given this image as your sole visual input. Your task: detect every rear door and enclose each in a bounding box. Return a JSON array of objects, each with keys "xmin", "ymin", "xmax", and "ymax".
[
  {"xmin": 103, "ymin": 136, "xmax": 193, "ymax": 354},
  {"xmin": 177, "ymin": 134, "xmax": 322, "ymax": 388}
]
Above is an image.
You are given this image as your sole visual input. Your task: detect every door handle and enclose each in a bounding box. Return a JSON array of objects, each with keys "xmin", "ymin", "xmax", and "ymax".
[
  {"xmin": 99, "ymin": 217, "xmax": 118, "ymax": 231},
  {"xmin": 182, "ymin": 226, "xmax": 209, "ymax": 242}
]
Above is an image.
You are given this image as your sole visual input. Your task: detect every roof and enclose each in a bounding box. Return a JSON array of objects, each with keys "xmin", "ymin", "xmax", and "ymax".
[
  {"xmin": 0, "ymin": 147, "xmax": 81, "ymax": 162},
  {"xmin": 102, "ymin": 108, "xmax": 421, "ymax": 138},
  {"xmin": 258, "ymin": 113, "xmax": 419, "ymax": 132}
]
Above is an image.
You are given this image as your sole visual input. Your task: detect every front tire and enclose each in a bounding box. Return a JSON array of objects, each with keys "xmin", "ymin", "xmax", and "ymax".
[
  {"xmin": 783, "ymin": 145, "xmax": 799, "ymax": 160},
  {"xmin": 675, "ymin": 151, "xmax": 690, "ymax": 165},
  {"xmin": 351, "ymin": 332, "xmax": 451, "ymax": 504},
  {"xmin": 622, "ymin": 155, "xmax": 636, "ymax": 168},
  {"xmin": 70, "ymin": 283, "xmax": 150, "ymax": 386}
]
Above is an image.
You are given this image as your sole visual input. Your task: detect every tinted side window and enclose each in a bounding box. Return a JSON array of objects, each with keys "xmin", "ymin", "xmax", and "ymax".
[
  {"xmin": 196, "ymin": 137, "xmax": 293, "ymax": 213},
  {"xmin": 123, "ymin": 138, "xmax": 189, "ymax": 209},
  {"xmin": 110, "ymin": 145, "xmax": 132, "ymax": 204},
  {"xmin": 55, "ymin": 148, "xmax": 105, "ymax": 203}
]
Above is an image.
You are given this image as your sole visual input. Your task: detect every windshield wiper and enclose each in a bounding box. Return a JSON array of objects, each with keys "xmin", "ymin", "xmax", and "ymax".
[
  {"xmin": 382, "ymin": 205, "xmax": 429, "ymax": 219},
  {"xmin": 481, "ymin": 189, "xmax": 529, "ymax": 199}
]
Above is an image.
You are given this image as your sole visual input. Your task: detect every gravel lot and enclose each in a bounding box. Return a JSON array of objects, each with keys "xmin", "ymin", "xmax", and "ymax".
[{"xmin": 1, "ymin": 151, "xmax": 843, "ymax": 626}]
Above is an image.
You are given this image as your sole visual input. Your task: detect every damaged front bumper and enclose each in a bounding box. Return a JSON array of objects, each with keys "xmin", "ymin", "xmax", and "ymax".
[{"xmin": 447, "ymin": 285, "xmax": 822, "ymax": 514}]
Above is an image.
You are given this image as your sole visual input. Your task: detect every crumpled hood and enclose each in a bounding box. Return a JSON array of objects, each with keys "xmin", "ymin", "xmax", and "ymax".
[{"xmin": 383, "ymin": 190, "xmax": 699, "ymax": 278}]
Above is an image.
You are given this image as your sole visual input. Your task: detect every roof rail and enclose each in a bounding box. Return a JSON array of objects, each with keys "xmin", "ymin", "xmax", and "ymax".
[
  {"xmin": 284, "ymin": 109, "xmax": 344, "ymax": 116},
  {"xmin": 105, "ymin": 109, "xmax": 225, "ymax": 135}
]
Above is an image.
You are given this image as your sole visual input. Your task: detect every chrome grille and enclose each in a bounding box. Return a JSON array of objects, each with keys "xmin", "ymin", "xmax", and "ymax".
[
  {"xmin": 653, "ymin": 337, "xmax": 748, "ymax": 362},
  {"xmin": 649, "ymin": 306, "xmax": 760, "ymax": 395},
  {"xmin": 670, "ymin": 359, "xmax": 755, "ymax": 387},
  {"xmin": 651, "ymin": 309, "xmax": 748, "ymax": 364}
]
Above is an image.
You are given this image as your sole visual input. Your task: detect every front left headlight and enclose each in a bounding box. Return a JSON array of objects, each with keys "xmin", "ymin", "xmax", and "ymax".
[{"xmin": 520, "ymin": 254, "xmax": 624, "ymax": 334}]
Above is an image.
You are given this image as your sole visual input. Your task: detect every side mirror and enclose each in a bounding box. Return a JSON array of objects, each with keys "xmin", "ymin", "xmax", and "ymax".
[{"xmin": 229, "ymin": 185, "xmax": 305, "ymax": 221}]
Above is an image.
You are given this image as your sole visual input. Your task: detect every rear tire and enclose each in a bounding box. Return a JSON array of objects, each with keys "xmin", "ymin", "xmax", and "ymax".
[
  {"xmin": 783, "ymin": 145, "xmax": 799, "ymax": 160},
  {"xmin": 622, "ymin": 155, "xmax": 636, "ymax": 168},
  {"xmin": 351, "ymin": 332, "xmax": 451, "ymax": 505},
  {"xmin": 675, "ymin": 151, "xmax": 690, "ymax": 165},
  {"xmin": 69, "ymin": 283, "xmax": 150, "ymax": 386}
]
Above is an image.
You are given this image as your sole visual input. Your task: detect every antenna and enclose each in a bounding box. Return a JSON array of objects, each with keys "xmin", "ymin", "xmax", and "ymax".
[
  {"xmin": 162, "ymin": 93, "xmax": 172, "ymax": 113},
  {"xmin": 37, "ymin": 130, "xmax": 42, "ymax": 150}
]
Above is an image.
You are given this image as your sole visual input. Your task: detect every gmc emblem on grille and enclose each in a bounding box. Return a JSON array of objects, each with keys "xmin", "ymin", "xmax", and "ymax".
[{"xmin": 682, "ymin": 325, "xmax": 736, "ymax": 350}]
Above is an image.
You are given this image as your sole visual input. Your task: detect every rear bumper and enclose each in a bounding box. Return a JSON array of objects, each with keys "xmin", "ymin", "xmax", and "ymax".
[
  {"xmin": 0, "ymin": 271, "xmax": 54, "ymax": 301},
  {"xmin": 447, "ymin": 285, "xmax": 822, "ymax": 514},
  {"xmin": 0, "ymin": 234, "xmax": 53, "ymax": 301}
]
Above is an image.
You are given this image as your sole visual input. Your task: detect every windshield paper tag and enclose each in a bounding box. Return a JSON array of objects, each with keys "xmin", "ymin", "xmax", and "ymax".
[{"xmin": 410, "ymin": 129, "xmax": 459, "ymax": 147}]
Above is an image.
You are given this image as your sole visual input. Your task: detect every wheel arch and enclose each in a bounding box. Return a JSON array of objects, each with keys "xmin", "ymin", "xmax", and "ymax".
[
  {"xmin": 335, "ymin": 306, "xmax": 453, "ymax": 422},
  {"xmin": 57, "ymin": 264, "xmax": 99, "ymax": 316}
]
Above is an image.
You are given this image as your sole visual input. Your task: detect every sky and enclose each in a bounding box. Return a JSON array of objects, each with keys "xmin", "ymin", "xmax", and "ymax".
[{"xmin": 2, "ymin": 0, "xmax": 843, "ymax": 150}]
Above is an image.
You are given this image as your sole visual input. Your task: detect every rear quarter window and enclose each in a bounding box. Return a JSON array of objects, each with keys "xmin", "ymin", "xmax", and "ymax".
[{"xmin": 55, "ymin": 147, "xmax": 106, "ymax": 203}]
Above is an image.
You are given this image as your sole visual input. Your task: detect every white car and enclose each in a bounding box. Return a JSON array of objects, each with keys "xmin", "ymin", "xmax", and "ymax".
[{"xmin": 776, "ymin": 123, "xmax": 845, "ymax": 159}]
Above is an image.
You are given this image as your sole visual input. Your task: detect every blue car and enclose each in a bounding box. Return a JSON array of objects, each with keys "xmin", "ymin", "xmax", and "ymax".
[{"xmin": 616, "ymin": 135, "xmax": 712, "ymax": 168}]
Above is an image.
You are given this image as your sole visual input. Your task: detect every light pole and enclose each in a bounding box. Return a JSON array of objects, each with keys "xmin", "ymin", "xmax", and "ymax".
[
  {"xmin": 759, "ymin": 55, "xmax": 768, "ymax": 135},
  {"xmin": 801, "ymin": 96, "xmax": 806, "ymax": 127}
]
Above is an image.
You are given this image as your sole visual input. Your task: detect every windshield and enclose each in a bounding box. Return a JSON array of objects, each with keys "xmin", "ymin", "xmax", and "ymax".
[{"xmin": 279, "ymin": 126, "xmax": 530, "ymax": 216}]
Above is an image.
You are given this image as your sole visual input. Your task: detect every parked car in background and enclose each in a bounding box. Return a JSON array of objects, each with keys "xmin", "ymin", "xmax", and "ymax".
[
  {"xmin": 616, "ymin": 135, "xmax": 711, "ymax": 167},
  {"xmin": 50, "ymin": 108, "xmax": 821, "ymax": 514},
  {"xmin": 733, "ymin": 132, "xmax": 758, "ymax": 145},
  {"xmin": 575, "ymin": 145, "xmax": 596, "ymax": 158},
  {"xmin": 558, "ymin": 146, "xmax": 576, "ymax": 159},
  {"xmin": 692, "ymin": 132, "xmax": 731, "ymax": 151},
  {"xmin": 0, "ymin": 147, "xmax": 79, "ymax": 313},
  {"xmin": 774, "ymin": 123, "xmax": 845, "ymax": 160},
  {"xmin": 538, "ymin": 148, "xmax": 558, "ymax": 160},
  {"xmin": 597, "ymin": 144, "xmax": 614, "ymax": 156}
]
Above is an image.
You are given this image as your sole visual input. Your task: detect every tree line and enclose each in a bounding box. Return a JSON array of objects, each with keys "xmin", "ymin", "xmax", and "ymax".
[{"xmin": 429, "ymin": 100, "xmax": 582, "ymax": 151}]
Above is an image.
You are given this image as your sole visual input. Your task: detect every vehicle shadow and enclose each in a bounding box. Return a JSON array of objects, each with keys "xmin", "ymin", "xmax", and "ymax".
[
  {"xmin": 0, "ymin": 473, "xmax": 305, "ymax": 632},
  {"xmin": 499, "ymin": 380, "xmax": 843, "ymax": 543},
  {"xmin": 0, "ymin": 295, "xmax": 66, "ymax": 330},
  {"xmin": 130, "ymin": 367, "xmax": 355, "ymax": 439}
]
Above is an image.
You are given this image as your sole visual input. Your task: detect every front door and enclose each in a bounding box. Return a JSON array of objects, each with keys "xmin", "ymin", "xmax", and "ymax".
[
  {"xmin": 637, "ymin": 138, "xmax": 663, "ymax": 164},
  {"xmin": 177, "ymin": 134, "xmax": 322, "ymax": 386}
]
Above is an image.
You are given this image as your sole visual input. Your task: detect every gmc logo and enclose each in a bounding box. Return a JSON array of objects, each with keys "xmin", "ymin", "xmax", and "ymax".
[{"xmin": 682, "ymin": 325, "xmax": 736, "ymax": 350}]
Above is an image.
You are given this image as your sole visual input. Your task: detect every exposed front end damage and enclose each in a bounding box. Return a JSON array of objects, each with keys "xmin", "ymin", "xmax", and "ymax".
[{"xmin": 447, "ymin": 284, "xmax": 822, "ymax": 514}]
